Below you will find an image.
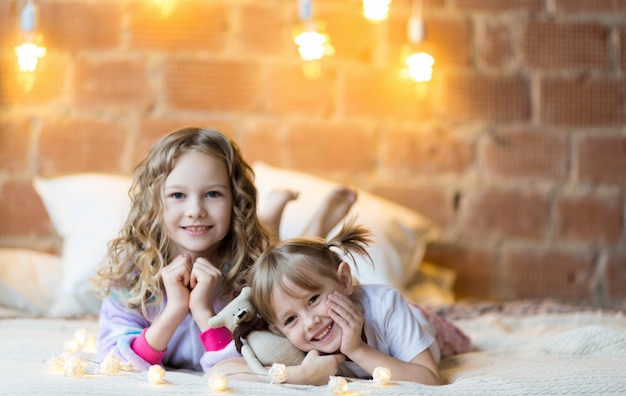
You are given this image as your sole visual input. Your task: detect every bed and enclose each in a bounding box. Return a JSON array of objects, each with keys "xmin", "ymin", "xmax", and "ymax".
[{"xmin": 2, "ymin": 163, "xmax": 625, "ymax": 395}]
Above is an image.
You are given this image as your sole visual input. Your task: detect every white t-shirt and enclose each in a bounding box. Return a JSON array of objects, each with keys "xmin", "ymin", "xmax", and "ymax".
[{"xmin": 338, "ymin": 284, "xmax": 440, "ymax": 379}]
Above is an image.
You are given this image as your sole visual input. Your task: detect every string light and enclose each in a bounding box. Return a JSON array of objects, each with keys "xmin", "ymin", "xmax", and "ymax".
[
  {"xmin": 293, "ymin": 0, "xmax": 334, "ymax": 79},
  {"xmin": 267, "ymin": 363, "xmax": 288, "ymax": 384},
  {"xmin": 362, "ymin": 0, "xmax": 392, "ymax": 21},
  {"xmin": 208, "ymin": 371, "xmax": 229, "ymax": 391},
  {"xmin": 373, "ymin": 366, "xmax": 392, "ymax": 385},
  {"xmin": 15, "ymin": 0, "xmax": 46, "ymax": 73},
  {"xmin": 147, "ymin": 364, "xmax": 166, "ymax": 384},
  {"xmin": 400, "ymin": 0, "xmax": 434, "ymax": 83},
  {"xmin": 329, "ymin": 376, "xmax": 348, "ymax": 395}
]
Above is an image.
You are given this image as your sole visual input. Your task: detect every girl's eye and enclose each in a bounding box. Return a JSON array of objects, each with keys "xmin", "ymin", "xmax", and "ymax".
[
  {"xmin": 284, "ymin": 316, "xmax": 296, "ymax": 326},
  {"xmin": 207, "ymin": 191, "xmax": 221, "ymax": 198},
  {"xmin": 308, "ymin": 295, "xmax": 319, "ymax": 306},
  {"xmin": 172, "ymin": 192, "xmax": 184, "ymax": 199}
]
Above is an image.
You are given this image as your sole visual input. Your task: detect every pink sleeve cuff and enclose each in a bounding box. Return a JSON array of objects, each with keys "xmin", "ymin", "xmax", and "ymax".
[
  {"xmin": 131, "ymin": 328, "xmax": 167, "ymax": 365},
  {"xmin": 199, "ymin": 326, "xmax": 233, "ymax": 351}
]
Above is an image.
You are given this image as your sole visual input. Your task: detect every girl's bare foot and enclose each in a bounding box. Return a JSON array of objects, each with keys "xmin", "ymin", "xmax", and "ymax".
[
  {"xmin": 304, "ymin": 186, "xmax": 357, "ymax": 238},
  {"xmin": 259, "ymin": 190, "xmax": 300, "ymax": 242}
]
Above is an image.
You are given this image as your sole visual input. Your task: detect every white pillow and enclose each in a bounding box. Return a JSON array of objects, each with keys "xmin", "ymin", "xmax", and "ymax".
[
  {"xmin": 33, "ymin": 174, "xmax": 132, "ymax": 317},
  {"xmin": 0, "ymin": 248, "xmax": 62, "ymax": 315},
  {"xmin": 253, "ymin": 162, "xmax": 440, "ymax": 290}
]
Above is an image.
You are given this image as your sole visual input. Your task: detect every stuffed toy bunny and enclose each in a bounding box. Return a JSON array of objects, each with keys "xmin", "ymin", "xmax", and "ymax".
[{"xmin": 207, "ymin": 287, "xmax": 305, "ymax": 376}]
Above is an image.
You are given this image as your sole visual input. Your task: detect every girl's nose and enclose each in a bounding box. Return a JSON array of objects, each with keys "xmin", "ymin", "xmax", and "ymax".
[
  {"xmin": 305, "ymin": 314, "xmax": 320, "ymax": 330},
  {"xmin": 186, "ymin": 198, "xmax": 206, "ymax": 218}
]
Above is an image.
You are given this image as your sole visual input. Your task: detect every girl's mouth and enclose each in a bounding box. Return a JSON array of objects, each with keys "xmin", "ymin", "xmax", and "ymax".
[{"xmin": 312, "ymin": 323, "xmax": 333, "ymax": 342}]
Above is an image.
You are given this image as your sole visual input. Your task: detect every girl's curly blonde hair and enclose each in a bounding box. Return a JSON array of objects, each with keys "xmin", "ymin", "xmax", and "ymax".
[{"xmin": 93, "ymin": 127, "xmax": 269, "ymax": 319}]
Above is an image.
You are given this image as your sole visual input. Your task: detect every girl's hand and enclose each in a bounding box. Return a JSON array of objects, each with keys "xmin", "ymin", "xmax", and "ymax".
[
  {"xmin": 189, "ymin": 257, "xmax": 222, "ymax": 331},
  {"xmin": 160, "ymin": 254, "xmax": 192, "ymax": 321},
  {"xmin": 327, "ymin": 291, "xmax": 365, "ymax": 357},
  {"xmin": 289, "ymin": 350, "xmax": 345, "ymax": 386}
]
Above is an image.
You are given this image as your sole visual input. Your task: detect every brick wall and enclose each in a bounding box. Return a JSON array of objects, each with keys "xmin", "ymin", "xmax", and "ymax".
[{"xmin": 1, "ymin": 0, "xmax": 625, "ymax": 308}]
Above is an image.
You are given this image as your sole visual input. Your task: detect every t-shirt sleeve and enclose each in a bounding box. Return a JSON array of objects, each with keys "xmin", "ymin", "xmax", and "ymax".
[{"xmin": 377, "ymin": 287, "xmax": 435, "ymax": 363}]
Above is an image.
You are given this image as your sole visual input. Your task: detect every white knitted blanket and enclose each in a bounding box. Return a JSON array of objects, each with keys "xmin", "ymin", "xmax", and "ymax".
[{"xmin": 1, "ymin": 310, "xmax": 624, "ymax": 395}]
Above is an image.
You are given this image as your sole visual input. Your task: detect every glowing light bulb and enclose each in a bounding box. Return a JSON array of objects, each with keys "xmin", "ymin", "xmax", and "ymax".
[
  {"xmin": 208, "ymin": 371, "xmax": 228, "ymax": 391},
  {"xmin": 404, "ymin": 51, "xmax": 434, "ymax": 82},
  {"xmin": 363, "ymin": 0, "xmax": 392, "ymax": 21},
  {"xmin": 373, "ymin": 366, "xmax": 392, "ymax": 385},
  {"xmin": 154, "ymin": 0, "xmax": 175, "ymax": 17},
  {"xmin": 268, "ymin": 363, "xmax": 288, "ymax": 384},
  {"xmin": 329, "ymin": 376, "xmax": 348, "ymax": 395},
  {"xmin": 294, "ymin": 29, "xmax": 333, "ymax": 62},
  {"xmin": 15, "ymin": 42, "xmax": 46, "ymax": 72},
  {"xmin": 16, "ymin": 1, "xmax": 46, "ymax": 73},
  {"xmin": 147, "ymin": 364, "xmax": 165, "ymax": 384}
]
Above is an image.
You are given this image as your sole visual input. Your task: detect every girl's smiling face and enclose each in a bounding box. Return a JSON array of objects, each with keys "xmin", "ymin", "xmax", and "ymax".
[
  {"xmin": 270, "ymin": 263, "xmax": 354, "ymax": 354},
  {"xmin": 162, "ymin": 150, "xmax": 232, "ymax": 261}
]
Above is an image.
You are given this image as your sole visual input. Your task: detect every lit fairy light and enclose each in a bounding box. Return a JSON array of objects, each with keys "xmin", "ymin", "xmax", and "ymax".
[
  {"xmin": 400, "ymin": 0, "xmax": 434, "ymax": 84},
  {"xmin": 147, "ymin": 364, "xmax": 166, "ymax": 384},
  {"xmin": 329, "ymin": 376, "xmax": 348, "ymax": 395},
  {"xmin": 268, "ymin": 363, "xmax": 288, "ymax": 384},
  {"xmin": 373, "ymin": 366, "xmax": 392, "ymax": 385},
  {"xmin": 100, "ymin": 353, "xmax": 122, "ymax": 376},
  {"xmin": 294, "ymin": 0, "xmax": 334, "ymax": 79},
  {"xmin": 362, "ymin": 0, "xmax": 392, "ymax": 21},
  {"xmin": 404, "ymin": 51, "xmax": 434, "ymax": 82},
  {"xmin": 208, "ymin": 371, "xmax": 228, "ymax": 391},
  {"xmin": 15, "ymin": 1, "xmax": 46, "ymax": 73}
]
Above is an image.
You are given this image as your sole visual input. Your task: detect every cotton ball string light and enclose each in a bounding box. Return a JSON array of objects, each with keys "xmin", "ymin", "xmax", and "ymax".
[
  {"xmin": 64, "ymin": 339, "xmax": 81, "ymax": 353},
  {"xmin": 64, "ymin": 354, "xmax": 86, "ymax": 377},
  {"xmin": 268, "ymin": 363, "xmax": 287, "ymax": 384},
  {"xmin": 328, "ymin": 376, "xmax": 348, "ymax": 395},
  {"xmin": 100, "ymin": 353, "xmax": 121, "ymax": 376},
  {"xmin": 208, "ymin": 371, "xmax": 228, "ymax": 391},
  {"xmin": 147, "ymin": 364, "xmax": 165, "ymax": 384},
  {"xmin": 373, "ymin": 366, "xmax": 392, "ymax": 385}
]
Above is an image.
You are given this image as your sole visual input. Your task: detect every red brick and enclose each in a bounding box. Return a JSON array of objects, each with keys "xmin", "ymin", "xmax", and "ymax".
[
  {"xmin": 318, "ymin": 3, "xmax": 377, "ymax": 63},
  {"xmin": 344, "ymin": 67, "xmax": 434, "ymax": 120},
  {"xmin": 239, "ymin": 120, "xmax": 286, "ymax": 167},
  {"xmin": 478, "ymin": 21, "xmax": 514, "ymax": 69},
  {"xmin": 0, "ymin": 180, "xmax": 50, "ymax": 237},
  {"xmin": 0, "ymin": 119, "xmax": 31, "ymax": 173},
  {"xmin": 423, "ymin": 243, "xmax": 501, "ymax": 300},
  {"xmin": 556, "ymin": 193, "xmax": 622, "ymax": 244},
  {"xmin": 454, "ymin": 0, "xmax": 544, "ymax": 12},
  {"xmin": 165, "ymin": 60, "xmax": 261, "ymax": 112},
  {"xmin": 73, "ymin": 59, "xmax": 154, "ymax": 110},
  {"xmin": 38, "ymin": 120, "xmax": 127, "ymax": 176},
  {"xmin": 444, "ymin": 74, "xmax": 530, "ymax": 122},
  {"xmin": 381, "ymin": 127, "xmax": 474, "ymax": 176},
  {"xmin": 285, "ymin": 123, "xmax": 376, "ymax": 176},
  {"xmin": 237, "ymin": 5, "xmax": 291, "ymax": 56},
  {"xmin": 459, "ymin": 188, "xmax": 549, "ymax": 240},
  {"xmin": 483, "ymin": 129, "xmax": 568, "ymax": 181},
  {"xmin": 135, "ymin": 120, "xmax": 236, "ymax": 167},
  {"xmin": 522, "ymin": 21, "xmax": 608, "ymax": 71},
  {"xmin": 606, "ymin": 252, "xmax": 626, "ymax": 301},
  {"xmin": 370, "ymin": 184, "xmax": 455, "ymax": 231},
  {"xmin": 621, "ymin": 28, "xmax": 626, "ymax": 71},
  {"xmin": 266, "ymin": 64, "xmax": 336, "ymax": 117},
  {"xmin": 39, "ymin": 2, "xmax": 122, "ymax": 50},
  {"xmin": 540, "ymin": 77, "xmax": 623, "ymax": 126},
  {"xmin": 0, "ymin": 1, "xmax": 17, "ymax": 49},
  {"xmin": 503, "ymin": 247, "xmax": 594, "ymax": 302},
  {"xmin": 129, "ymin": 2, "xmax": 227, "ymax": 52},
  {"xmin": 576, "ymin": 134, "xmax": 626, "ymax": 184},
  {"xmin": 555, "ymin": 0, "xmax": 626, "ymax": 13}
]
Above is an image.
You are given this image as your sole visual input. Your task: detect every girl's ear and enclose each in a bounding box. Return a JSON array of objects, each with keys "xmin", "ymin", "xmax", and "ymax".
[{"xmin": 337, "ymin": 261, "xmax": 354, "ymax": 295}]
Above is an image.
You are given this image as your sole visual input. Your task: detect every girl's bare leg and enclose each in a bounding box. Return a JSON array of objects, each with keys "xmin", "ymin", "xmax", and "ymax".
[
  {"xmin": 303, "ymin": 186, "xmax": 357, "ymax": 238},
  {"xmin": 259, "ymin": 190, "xmax": 300, "ymax": 243}
]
